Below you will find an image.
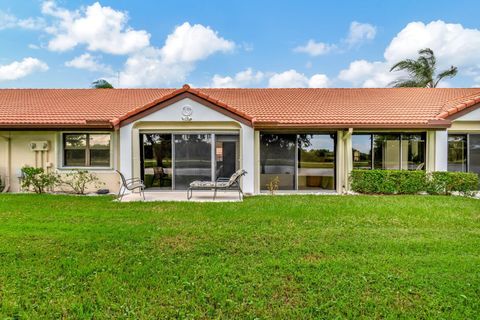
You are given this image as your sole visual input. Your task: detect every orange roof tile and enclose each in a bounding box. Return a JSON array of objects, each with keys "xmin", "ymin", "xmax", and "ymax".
[{"xmin": 0, "ymin": 86, "xmax": 479, "ymax": 129}]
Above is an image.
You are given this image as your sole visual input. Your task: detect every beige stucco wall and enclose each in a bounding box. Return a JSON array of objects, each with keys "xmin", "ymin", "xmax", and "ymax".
[
  {"xmin": 0, "ymin": 131, "xmax": 120, "ymax": 193},
  {"xmin": 448, "ymin": 121, "xmax": 480, "ymax": 132},
  {"xmin": 119, "ymin": 97, "xmax": 256, "ymax": 194},
  {"xmin": 1, "ymin": 124, "xmax": 471, "ymax": 195}
]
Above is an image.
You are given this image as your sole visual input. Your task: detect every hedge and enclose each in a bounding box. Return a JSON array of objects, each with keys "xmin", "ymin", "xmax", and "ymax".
[{"xmin": 350, "ymin": 170, "xmax": 479, "ymax": 196}]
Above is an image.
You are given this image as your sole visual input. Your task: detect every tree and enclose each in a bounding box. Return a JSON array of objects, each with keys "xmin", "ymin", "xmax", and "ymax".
[
  {"xmin": 389, "ymin": 48, "xmax": 457, "ymax": 88},
  {"xmin": 91, "ymin": 79, "xmax": 114, "ymax": 89}
]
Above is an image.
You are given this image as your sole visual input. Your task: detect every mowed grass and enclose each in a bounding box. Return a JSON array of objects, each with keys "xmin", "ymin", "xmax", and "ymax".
[{"xmin": 0, "ymin": 195, "xmax": 479, "ymax": 319}]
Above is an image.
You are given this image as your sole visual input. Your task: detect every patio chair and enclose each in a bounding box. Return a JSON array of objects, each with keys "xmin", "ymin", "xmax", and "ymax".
[
  {"xmin": 187, "ymin": 169, "xmax": 247, "ymax": 200},
  {"xmin": 154, "ymin": 166, "xmax": 172, "ymax": 187},
  {"xmin": 116, "ymin": 170, "xmax": 145, "ymax": 201}
]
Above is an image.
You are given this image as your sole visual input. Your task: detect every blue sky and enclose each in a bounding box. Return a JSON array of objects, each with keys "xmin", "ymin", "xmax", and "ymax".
[{"xmin": 0, "ymin": 0, "xmax": 479, "ymax": 88}]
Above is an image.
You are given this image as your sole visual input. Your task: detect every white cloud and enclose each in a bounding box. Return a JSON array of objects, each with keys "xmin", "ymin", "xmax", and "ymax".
[
  {"xmin": 294, "ymin": 21, "xmax": 376, "ymax": 56},
  {"xmin": 338, "ymin": 60, "xmax": 396, "ymax": 87},
  {"xmin": 308, "ymin": 74, "xmax": 330, "ymax": 88},
  {"xmin": 268, "ymin": 69, "xmax": 329, "ymax": 88},
  {"xmin": 339, "ymin": 20, "xmax": 480, "ymax": 87},
  {"xmin": 65, "ymin": 53, "xmax": 112, "ymax": 73},
  {"xmin": 211, "ymin": 68, "xmax": 264, "ymax": 87},
  {"xmin": 384, "ymin": 20, "xmax": 480, "ymax": 68},
  {"xmin": 37, "ymin": 2, "xmax": 236, "ymax": 86},
  {"xmin": 41, "ymin": 1, "xmax": 150, "ymax": 55},
  {"xmin": 161, "ymin": 22, "xmax": 234, "ymax": 64},
  {"xmin": 0, "ymin": 57, "xmax": 48, "ymax": 81},
  {"xmin": 116, "ymin": 22, "xmax": 236, "ymax": 87},
  {"xmin": 294, "ymin": 40, "xmax": 336, "ymax": 56},
  {"xmin": 115, "ymin": 47, "xmax": 191, "ymax": 87},
  {"xmin": 0, "ymin": 11, "xmax": 45, "ymax": 30},
  {"xmin": 346, "ymin": 21, "xmax": 376, "ymax": 46},
  {"xmin": 269, "ymin": 70, "xmax": 308, "ymax": 87}
]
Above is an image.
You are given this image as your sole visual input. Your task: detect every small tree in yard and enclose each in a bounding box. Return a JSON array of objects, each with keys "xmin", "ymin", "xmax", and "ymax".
[
  {"xmin": 61, "ymin": 170, "xmax": 104, "ymax": 195},
  {"xmin": 21, "ymin": 166, "xmax": 59, "ymax": 194}
]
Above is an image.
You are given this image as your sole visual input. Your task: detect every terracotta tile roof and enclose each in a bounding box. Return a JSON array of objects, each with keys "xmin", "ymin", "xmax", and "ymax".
[
  {"xmin": 0, "ymin": 86, "xmax": 479, "ymax": 129},
  {"xmin": 0, "ymin": 88, "xmax": 175, "ymax": 128}
]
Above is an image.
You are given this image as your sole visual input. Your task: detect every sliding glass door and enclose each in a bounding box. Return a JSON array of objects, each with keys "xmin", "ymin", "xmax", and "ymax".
[
  {"xmin": 215, "ymin": 135, "xmax": 240, "ymax": 179},
  {"xmin": 141, "ymin": 134, "xmax": 172, "ymax": 189},
  {"xmin": 260, "ymin": 133, "xmax": 336, "ymax": 191},
  {"xmin": 448, "ymin": 134, "xmax": 467, "ymax": 172},
  {"xmin": 448, "ymin": 134, "xmax": 480, "ymax": 178},
  {"xmin": 469, "ymin": 135, "xmax": 480, "ymax": 176},
  {"xmin": 374, "ymin": 134, "xmax": 400, "ymax": 169},
  {"xmin": 259, "ymin": 134, "xmax": 296, "ymax": 190},
  {"xmin": 174, "ymin": 134, "xmax": 212, "ymax": 190},
  {"xmin": 298, "ymin": 134, "xmax": 335, "ymax": 190},
  {"xmin": 140, "ymin": 133, "xmax": 239, "ymax": 190}
]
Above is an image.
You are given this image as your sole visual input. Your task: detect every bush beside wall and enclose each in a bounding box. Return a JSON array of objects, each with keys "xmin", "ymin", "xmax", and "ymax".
[
  {"xmin": 426, "ymin": 171, "xmax": 479, "ymax": 196},
  {"xmin": 350, "ymin": 170, "xmax": 478, "ymax": 196}
]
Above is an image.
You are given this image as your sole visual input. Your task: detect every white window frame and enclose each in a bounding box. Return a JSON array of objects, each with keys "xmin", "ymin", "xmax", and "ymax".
[{"xmin": 58, "ymin": 131, "xmax": 115, "ymax": 170}]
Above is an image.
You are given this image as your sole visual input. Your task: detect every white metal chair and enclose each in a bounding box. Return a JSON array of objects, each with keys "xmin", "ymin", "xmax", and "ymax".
[{"xmin": 116, "ymin": 170, "xmax": 145, "ymax": 201}]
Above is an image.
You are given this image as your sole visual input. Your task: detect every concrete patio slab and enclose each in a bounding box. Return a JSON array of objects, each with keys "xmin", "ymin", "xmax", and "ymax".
[{"xmin": 119, "ymin": 191, "xmax": 242, "ymax": 202}]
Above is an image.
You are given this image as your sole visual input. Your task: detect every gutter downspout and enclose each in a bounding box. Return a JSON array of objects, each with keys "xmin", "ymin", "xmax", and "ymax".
[{"xmin": 1, "ymin": 134, "xmax": 11, "ymax": 193}]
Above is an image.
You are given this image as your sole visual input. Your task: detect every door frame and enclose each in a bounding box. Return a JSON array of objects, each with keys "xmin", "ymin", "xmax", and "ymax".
[{"xmin": 139, "ymin": 131, "xmax": 240, "ymax": 190}]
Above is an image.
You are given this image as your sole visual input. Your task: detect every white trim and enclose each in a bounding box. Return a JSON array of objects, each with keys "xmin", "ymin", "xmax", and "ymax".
[{"xmin": 434, "ymin": 130, "xmax": 448, "ymax": 171}]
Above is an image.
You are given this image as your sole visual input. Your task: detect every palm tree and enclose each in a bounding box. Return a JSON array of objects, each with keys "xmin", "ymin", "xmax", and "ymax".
[
  {"xmin": 389, "ymin": 48, "xmax": 457, "ymax": 88},
  {"xmin": 91, "ymin": 79, "xmax": 114, "ymax": 89}
]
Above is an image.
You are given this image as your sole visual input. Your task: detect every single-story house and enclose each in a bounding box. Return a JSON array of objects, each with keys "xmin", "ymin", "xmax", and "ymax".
[{"xmin": 0, "ymin": 84, "xmax": 479, "ymax": 194}]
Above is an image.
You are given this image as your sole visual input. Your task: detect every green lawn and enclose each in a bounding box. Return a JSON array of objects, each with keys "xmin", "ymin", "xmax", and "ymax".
[{"xmin": 0, "ymin": 195, "xmax": 479, "ymax": 319}]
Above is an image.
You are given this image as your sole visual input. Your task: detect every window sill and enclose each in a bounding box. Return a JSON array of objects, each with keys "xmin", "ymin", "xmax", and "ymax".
[{"xmin": 57, "ymin": 167, "xmax": 114, "ymax": 172}]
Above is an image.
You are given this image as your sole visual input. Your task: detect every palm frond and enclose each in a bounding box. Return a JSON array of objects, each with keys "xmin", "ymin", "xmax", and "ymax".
[
  {"xmin": 389, "ymin": 79, "xmax": 425, "ymax": 88},
  {"xmin": 434, "ymin": 66, "xmax": 458, "ymax": 87},
  {"xmin": 418, "ymin": 48, "xmax": 436, "ymax": 70},
  {"xmin": 389, "ymin": 48, "xmax": 457, "ymax": 88},
  {"xmin": 389, "ymin": 59, "xmax": 417, "ymax": 72}
]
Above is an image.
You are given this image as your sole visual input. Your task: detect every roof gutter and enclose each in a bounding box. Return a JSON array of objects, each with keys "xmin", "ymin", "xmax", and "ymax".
[
  {"xmin": 0, "ymin": 122, "xmax": 114, "ymax": 130},
  {"xmin": 254, "ymin": 121, "xmax": 451, "ymax": 130}
]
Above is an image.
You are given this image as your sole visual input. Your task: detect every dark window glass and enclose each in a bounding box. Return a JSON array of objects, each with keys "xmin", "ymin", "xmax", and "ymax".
[
  {"xmin": 260, "ymin": 134, "xmax": 296, "ymax": 190},
  {"xmin": 469, "ymin": 134, "xmax": 480, "ymax": 177},
  {"xmin": 401, "ymin": 134, "xmax": 426, "ymax": 170},
  {"xmin": 352, "ymin": 134, "xmax": 372, "ymax": 169},
  {"xmin": 64, "ymin": 134, "xmax": 87, "ymax": 167},
  {"xmin": 297, "ymin": 134, "xmax": 335, "ymax": 190},
  {"xmin": 373, "ymin": 134, "xmax": 400, "ymax": 170},
  {"xmin": 63, "ymin": 133, "xmax": 110, "ymax": 167},
  {"xmin": 174, "ymin": 134, "xmax": 212, "ymax": 190},
  {"xmin": 448, "ymin": 134, "xmax": 467, "ymax": 172},
  {"xmin": 89, "ymin": 134, "xmax": 111, "ymax": 167},
  {"xmin": 215, "ymin": 135, "xmax": 240, "ymax": 180},
  {"xmin": 141, "ymin": 134, "xmax": 172, "ymax": 189}
]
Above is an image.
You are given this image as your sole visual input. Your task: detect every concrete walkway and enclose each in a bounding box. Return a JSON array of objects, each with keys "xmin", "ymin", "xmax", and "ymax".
[{"xmin": 119, "ymin": 190, "xmax": 243, "ymax": 202}]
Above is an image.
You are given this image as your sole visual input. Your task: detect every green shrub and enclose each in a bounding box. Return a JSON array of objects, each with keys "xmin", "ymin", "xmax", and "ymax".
[
  {"xmin": 350, "ymin": 169, "xmax": 478, "ymax": 196},
  {"xmin": 21, "ymin": 166, "xmax": 59, "ymax": 194},
  {"xmin": 350, "ymin": 170, "xmax": 427, "ymax": 194},
  {"xmin": 427, "ymin": 171, "xmax": 479, "ymax": 196},
  {"xmin": 60, "ymin": 170, "xmax": 104, "ymax": 195}
]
